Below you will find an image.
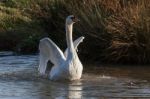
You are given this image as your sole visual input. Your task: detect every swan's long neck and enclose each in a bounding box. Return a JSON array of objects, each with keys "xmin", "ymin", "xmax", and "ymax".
[{"xmin": 66, "ymin": 23, "xmax": 74, "ymax": 51}]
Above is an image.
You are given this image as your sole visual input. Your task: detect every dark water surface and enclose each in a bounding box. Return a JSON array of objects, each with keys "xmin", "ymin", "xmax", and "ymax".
[{"xmin": 0, "ymin": 52, "xmax": 150, "ymax": 99}]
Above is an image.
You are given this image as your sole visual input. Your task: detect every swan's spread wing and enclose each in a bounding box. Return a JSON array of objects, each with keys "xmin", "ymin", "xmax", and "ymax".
[
  {"xmin": 64, "ymin": 36, "xmax": 84, "ymax": 57},
  {"xmin": 38, "ymin": 37, "xmax": 65, "ymax": 75}
]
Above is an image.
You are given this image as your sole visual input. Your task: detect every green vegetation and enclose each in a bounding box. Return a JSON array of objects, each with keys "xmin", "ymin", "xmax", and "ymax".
[{"xmin": 0, "ymin": 0, "xmax": 149, "ymax": 64}]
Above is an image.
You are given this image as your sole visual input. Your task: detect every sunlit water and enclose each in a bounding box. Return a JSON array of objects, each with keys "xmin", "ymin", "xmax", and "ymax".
[{"xmin": 0, "ymin": 51, "xmax": 150, "ymax": 99}]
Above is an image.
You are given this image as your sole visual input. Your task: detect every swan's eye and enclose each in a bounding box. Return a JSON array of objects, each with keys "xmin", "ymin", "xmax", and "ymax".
[{"xmin": 71, "ymin": 16, "xmax": 75, "ymax": 20}]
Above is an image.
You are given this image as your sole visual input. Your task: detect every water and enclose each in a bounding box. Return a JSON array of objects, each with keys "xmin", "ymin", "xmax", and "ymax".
[{"xmin": 0, "ymin": 51, "xmax": 150, "ymax": 99}]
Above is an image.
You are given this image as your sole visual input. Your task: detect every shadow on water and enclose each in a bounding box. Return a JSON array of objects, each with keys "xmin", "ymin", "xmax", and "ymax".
[{"xmin": 0, "ymin": 51, "xmax": 150, "ymax": 98}]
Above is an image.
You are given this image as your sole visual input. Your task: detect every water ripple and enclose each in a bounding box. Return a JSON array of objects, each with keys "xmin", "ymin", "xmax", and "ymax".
[{"xmin": 0, "ymin": 52, "xmax": 150, "ymax": 98}]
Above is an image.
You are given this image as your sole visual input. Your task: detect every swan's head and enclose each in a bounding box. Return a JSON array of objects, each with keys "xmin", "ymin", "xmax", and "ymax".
[{"xmin": 66, "ymin": 15, "xmax": 80, "ymax": 25}]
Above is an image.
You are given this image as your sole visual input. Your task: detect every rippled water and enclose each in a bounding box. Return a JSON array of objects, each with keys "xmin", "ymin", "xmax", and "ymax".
[{"xmin": 0, "ymin": 51, "xmax": 150, "ymax": 99}]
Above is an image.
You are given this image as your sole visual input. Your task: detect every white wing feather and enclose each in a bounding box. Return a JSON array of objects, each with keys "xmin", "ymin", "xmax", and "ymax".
[
  {"xmin": 64, "ymin": 36, "xmax": 84, "ymax": 57},
  {"xmin": 38, "ymin": 37, "xmax": 66, "ymax": 75}
]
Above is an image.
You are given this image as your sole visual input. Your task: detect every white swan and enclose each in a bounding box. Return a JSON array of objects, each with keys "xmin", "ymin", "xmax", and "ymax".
[{"xmin": 38, "ymin": 15, "xmax": 84, "ymax": 81}]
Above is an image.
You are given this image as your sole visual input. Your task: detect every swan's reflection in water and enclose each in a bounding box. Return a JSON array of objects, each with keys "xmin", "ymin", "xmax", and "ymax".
[
  {"xmin": 34, "ymin": 80, "xmax": 83, "ymax": 99},
  {"xmin": 67, "ymin": 81, "xmax": 82, "ymax": 99}
]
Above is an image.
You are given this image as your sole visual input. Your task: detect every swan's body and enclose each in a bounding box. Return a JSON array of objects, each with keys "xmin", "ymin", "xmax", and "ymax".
[{"xmin": 38, "ymin": 15, "xmax": 84, "ymax": 81}]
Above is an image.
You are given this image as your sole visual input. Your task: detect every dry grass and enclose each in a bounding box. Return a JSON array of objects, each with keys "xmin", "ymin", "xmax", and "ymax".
[
  {"xmin": 104, "ymin": 0, "xmax": 150, "ymax": 63},
  {"xmin": 0, "ymin": 0, "xmax": 150, "ymax": 63}
]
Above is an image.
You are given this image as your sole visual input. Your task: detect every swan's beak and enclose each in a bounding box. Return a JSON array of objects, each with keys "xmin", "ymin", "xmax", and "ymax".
[{"xmin": 72, "ymin": 17, "xmax": 80, "ymax": 23}]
